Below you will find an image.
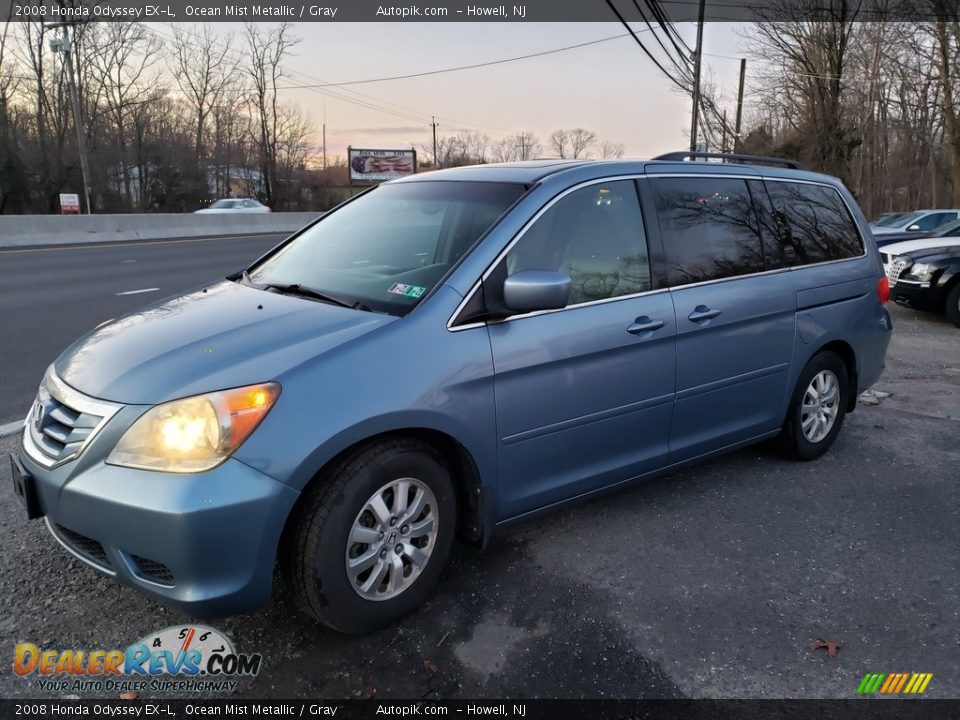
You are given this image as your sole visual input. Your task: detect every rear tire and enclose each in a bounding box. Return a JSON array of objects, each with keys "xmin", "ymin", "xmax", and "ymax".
[
  {"xmin": 778, "ymin": 351, "xmax": 849, "ymax": 461},
  {"xmin": 945, "ymin": 283, "xmax": 960, "ymax": 328},
  {"xmin": 282, "ymin": 438, "xmax": 456, "ymax": 634}
]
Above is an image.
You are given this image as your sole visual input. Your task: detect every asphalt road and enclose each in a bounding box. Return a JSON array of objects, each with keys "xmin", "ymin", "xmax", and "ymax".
[
  {"xmin": 0, "ymin": 299, "xmax": 957, "ymax": 699},
  {"xmin": 0, "ymin": 234, "xmax": 287, "ymax": 428}
]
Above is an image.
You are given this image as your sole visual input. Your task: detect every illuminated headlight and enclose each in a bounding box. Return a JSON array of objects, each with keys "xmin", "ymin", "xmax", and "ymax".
[
  {"xmin": 107, "ymin": 383, "xmax": 280, "ymax": 473},
  {"xmin": 907, "ymin": 263, "xmax": 936, "ymax": 282}
]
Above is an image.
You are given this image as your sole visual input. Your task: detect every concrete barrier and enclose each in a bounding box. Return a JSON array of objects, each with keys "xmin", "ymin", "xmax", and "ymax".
[{"xmin": 0, "ymin": 212, "xmax": 324, "ymax": 248}]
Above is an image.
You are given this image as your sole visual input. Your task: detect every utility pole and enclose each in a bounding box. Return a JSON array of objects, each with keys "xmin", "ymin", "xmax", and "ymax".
[
  {"xmin": 689, "ymin": 0, "xmax": 706, "ymax": 153},
  {"xmin": 431, "ymin": 116, "xmax": 438, "ymax": 167},
  {"xmin": 734, "ymin": 58, "xmax": 746, "ymax": 153},
  {"xmin": 721, "ymin": 110, "xmax": 728, "ymax": 153},
  {"xmin": 322, "ymin": 122, "xmax": 326, "ymax": 170},
  {"xmin": 517, "ymin": 131, "xmax": 533, "ymax": 160},
  {"xmin": 49, "ymin": 22, "xmax": 92, "ymax": 214}
]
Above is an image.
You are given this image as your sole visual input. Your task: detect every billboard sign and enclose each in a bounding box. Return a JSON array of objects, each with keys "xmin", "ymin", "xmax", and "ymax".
[
  {"xmin": 59, "ymin": 193, "xmax": 81, "ymax": 214},
  {"xmin": 349, "ymin": 148, "xmax": 416, "ymax": 184}
]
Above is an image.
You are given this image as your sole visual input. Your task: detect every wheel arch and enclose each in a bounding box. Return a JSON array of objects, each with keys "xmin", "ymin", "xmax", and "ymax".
[
  {"xmin": 280, "ymin": 428, "xmax": 488, "ymax": 556},
  {"xmin": 814, "ymin": 339, "xmax": 858, "ymax": 411}
]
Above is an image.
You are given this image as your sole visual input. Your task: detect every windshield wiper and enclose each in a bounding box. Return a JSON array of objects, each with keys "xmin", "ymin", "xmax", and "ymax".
[{"xmin": 261, "ymin": 282, "xmax": 363, "ymax": 310}]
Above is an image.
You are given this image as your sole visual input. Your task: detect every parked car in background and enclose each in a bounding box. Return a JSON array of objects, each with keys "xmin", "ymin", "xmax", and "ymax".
[
  {"xmin": 870, "ymin": 209, "xmax": 960, "ymax": 236},
  {"xmin": 874, "ymin": 217, "xmax": 960, "ymax": 248},
  {"xmin": 195, "ymin": 198, "xmax": 271, "ymax": 214},
  {"xmin": 12, "ymin": 153, "xmax": 892, "ymax": 633},
  {"xmin": 886, "ymin": 243, "xmax": 960, "ymax": 327},
  {"xmin": 871, "ymin": 212, "xmax": 910, "ymax": 228},
  {"xmin": 880, "ymin": 235, "xmax": 960, "ymax": 277}
]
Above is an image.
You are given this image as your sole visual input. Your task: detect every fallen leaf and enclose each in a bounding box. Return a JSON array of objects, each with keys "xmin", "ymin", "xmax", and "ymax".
[
  {"xmin": 424, "ymin": 659, "xmax": 439, "ymax": 673},
  {"xmin": 359, "ymin": 684, "xmax": 377, "ymax": 699},
  {"xmin": 119, "ymin": 692, "xmax": 139, "ymax": 700},
  {"xmin": 810, "ymin": 638, "xmax": 841, "ymax": 658}
]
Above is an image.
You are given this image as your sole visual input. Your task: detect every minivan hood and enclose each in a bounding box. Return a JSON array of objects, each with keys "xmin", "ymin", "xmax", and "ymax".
[{"xmin": 55, "ymin": 280, "xmax": 395, "ymax": 404}]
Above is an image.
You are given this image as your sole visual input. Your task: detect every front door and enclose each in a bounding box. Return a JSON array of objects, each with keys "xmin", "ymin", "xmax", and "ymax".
[{"xmin": 487, "ymin": 179, "xmax": 677, "ymax": 520}]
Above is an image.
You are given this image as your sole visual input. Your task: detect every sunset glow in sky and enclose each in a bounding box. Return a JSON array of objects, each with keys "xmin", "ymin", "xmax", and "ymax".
[{"xmin": 255, "ymin": 22, "xmax": 748, "ymax": 161}]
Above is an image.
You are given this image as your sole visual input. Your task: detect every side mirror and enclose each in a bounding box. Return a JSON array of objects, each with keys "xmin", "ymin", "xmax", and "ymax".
[
  {"xmin": 503, "ymin": 270, "xmax": 571, "ymax": 313},
  {"xmin": 907, "ymin": 224, "xmax": 921, "ymax": 231}
]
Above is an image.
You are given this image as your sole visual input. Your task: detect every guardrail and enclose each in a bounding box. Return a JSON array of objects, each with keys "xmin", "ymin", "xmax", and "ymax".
[{"xmin": 0, "ymin": 212, "xmax": 323, "ymax": 248}]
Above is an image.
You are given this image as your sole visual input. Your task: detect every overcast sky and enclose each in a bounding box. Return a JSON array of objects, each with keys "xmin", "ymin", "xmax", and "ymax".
[{"xmin": 263, "ymin": 22, "xmax": 750, "ymax": 161}]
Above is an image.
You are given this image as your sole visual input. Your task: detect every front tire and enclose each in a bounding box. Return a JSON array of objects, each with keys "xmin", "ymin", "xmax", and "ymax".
[
  {"xmin": 945, "ymin": 283, "xmax": 960, "ymax": 328},
  {"xmin": 282, "ymin": 438, "xmax": 457, "ymax": 634},
  {"xmin": 778, "ymin": 351, "xmax": 849, "ymax": 461}
]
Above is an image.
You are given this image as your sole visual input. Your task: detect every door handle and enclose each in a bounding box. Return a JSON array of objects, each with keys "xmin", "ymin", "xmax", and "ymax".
[
  {"xmin": 627, "ymin": 316, "xmax": 666, "ymax": 335},
  {"xmin": 687, "ymin": 305, "xmax": 722, "ymax": 323}
]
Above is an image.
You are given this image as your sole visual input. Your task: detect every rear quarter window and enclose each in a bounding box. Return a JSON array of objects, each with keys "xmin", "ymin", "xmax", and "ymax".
[{"xmin": 764, "ymin": 181, "xmax": 864, "ymax": 266}]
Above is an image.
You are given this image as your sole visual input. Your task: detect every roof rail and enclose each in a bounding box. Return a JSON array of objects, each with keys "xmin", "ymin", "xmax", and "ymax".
[{"xmin": 652, "ymin": 151, "xmax": 804, "ymax": 170}]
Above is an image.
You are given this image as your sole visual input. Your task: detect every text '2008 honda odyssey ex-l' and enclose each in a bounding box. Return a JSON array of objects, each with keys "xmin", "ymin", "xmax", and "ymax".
[{"xmin": 11, "ymin": 153, "xmax": 892, "ymax": 633}]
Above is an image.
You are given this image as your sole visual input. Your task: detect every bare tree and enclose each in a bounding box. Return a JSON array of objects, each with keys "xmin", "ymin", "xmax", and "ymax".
[
  {"xmin": 567, "ymin": 128, "xmax": 596, "ymax": 158},
  {"xmin": 599, "ymin": 141, "xmax": 626, "ymax": 159},
  {"xmin": 929, "ymin": 5, "xmax": 960, "ymax": 205},
  {"xmin": 748, "ymin": 0, "xmax": 861, "ymax": 181},
  {"xmin": 244, "ymin": 22, "xmax": 298, "ymax": 206},
  {"xmin": 549, "ymin": 129, "xmax": 569, "ymax": 158},
  {"xmin": 171, "ymin": 24, "xmax": 236, "ymax": 167},
  {"xmin": 491, "ymin": 136, "xmax": 518, "ymax": 163},
  {"xmin": 87, "ymin": 23, "xmax": 162, "ymax": 206},
  {"xmin": 0, "ymin": 11, "xmax": 24, "ymax": 211}
]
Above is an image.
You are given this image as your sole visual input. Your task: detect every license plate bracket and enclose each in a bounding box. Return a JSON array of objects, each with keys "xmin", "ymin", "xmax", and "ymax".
[{"xmin": 9, "ymin": 453, "xmax": 43, "ymax": 520}]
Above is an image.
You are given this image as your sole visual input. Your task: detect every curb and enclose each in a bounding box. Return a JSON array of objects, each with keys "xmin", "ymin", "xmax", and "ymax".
[{"xmin": 0, "ymin": 420, "xmax": 23, "ymax": 438}]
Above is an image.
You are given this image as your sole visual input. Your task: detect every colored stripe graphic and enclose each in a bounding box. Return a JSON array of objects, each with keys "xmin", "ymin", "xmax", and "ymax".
[
  {"xmin": 858, "ymin": 672, "xmax": 932, "ymax": 695},
  {"xmin": 912, "ymin": 673, "xmax": 933, "ymax": 694},
  {"xmin": 857, "ymin": 673, "xmax": 885, "ymax": 694},
  {"xmin": 893, "ymin": 673, "xmax": 909, "ymax": 693},
  {"xmin": 879, "ymin": 674, "xmax": 897, "ymax": 693}
]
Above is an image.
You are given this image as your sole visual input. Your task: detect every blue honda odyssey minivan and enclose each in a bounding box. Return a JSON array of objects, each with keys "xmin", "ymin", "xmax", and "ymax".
[{"xmin": 12, "ymin": 153, "xmax": 892, "ymax": 632}]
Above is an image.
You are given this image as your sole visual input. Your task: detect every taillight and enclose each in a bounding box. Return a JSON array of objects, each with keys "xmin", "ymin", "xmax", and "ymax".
[{"xmin": 877, "ymin": 276, "xmax": 890, "ymax": 304}]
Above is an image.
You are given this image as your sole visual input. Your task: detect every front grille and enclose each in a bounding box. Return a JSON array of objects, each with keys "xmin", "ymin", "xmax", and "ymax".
[
  {"xmin": 887, "ymin": 259, "xmax": 910, "ymax": 287},
  {"xmin": 131, "ymin": 555, "xmax": 176, "ymax": 586},
  {"xmin": 53, "ymin": 524, "xmax": 113, "ymax": 570},
  {"xmin": 28, "ymin": 387, "xmax": 102, "ymax": 464},
  {"xmin": 23, "ymin": 368, "xmax": 121, "ymax": 468}
]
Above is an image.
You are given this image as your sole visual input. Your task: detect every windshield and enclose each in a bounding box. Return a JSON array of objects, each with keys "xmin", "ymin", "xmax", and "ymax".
[
  {"xmin": 210, "ymin": 199, "xmax": 239, "ymax": 209},
  {"xmin": 884, "ymin": 211, "xmax": 922, "ymax": 228},
  {"xmin": 872, "ymin": 212, "xmax": 906, "ymax": 227},
  {"xmin": 248, "ymin": 181, "xmax": 525, "ymax": 315},
  {"xmin": 932, "ymin": 218, "xmax": 960, "ymax": 237}
]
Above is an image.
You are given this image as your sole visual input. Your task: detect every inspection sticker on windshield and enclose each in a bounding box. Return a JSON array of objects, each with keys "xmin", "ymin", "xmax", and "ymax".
[{"xmin": 388, "ymin": 283, "xmax": 426, "ymax": 299}]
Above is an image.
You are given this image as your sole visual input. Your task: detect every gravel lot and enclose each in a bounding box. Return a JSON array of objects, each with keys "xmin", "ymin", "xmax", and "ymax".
[{"xmin": 1, "ymin": 302, "xmax": 957, "ymax": 700}]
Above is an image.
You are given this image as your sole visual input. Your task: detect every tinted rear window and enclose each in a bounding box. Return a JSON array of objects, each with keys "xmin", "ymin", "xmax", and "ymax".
[
  {"xmin": 764, "ymin": 181, "xmax": 864, "ymax": 265},
  {"xmin": 652, "ymin": 176, "xmax": 765, "ymax": 286}
]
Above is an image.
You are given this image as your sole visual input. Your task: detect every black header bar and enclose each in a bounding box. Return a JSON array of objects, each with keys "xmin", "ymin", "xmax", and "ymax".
[{"xmin": 1, "ymin": 0, "xmax": 952, "ymax": 23}]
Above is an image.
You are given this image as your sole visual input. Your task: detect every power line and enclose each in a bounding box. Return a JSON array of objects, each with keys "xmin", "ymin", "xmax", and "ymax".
[
  {"xmin": 629, "ymin": 0, "xmax": 693, "ymax": 82},
  {"xmin": 275, "ymin": 32, "xmax": 640, "ymax": 90},
  {"xmin": 603, "ymin": 0, "xmax": 692, "ymax": 92},
  {"xmin": 146, "ymin": 24, "xmax": 431, "ymax": 126},
  {"xmin": 150, "ymin": 23, "xmax": 505, "ymax": 134}
]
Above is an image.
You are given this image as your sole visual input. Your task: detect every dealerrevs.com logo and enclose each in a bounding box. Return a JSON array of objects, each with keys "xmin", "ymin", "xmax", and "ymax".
[{"xmin": 13, "ymin": 625, "xmax": 262, "ymax": 693}]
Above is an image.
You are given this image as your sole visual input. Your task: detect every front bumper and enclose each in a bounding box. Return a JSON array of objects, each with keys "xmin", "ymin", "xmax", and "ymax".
[
  {"xmin": 891, "ymin": 280, "xmax": 939, "ymax": 312},
  {"xmin": 17, "ymin": 427, "xmax": 300, "ymax": 617}
]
